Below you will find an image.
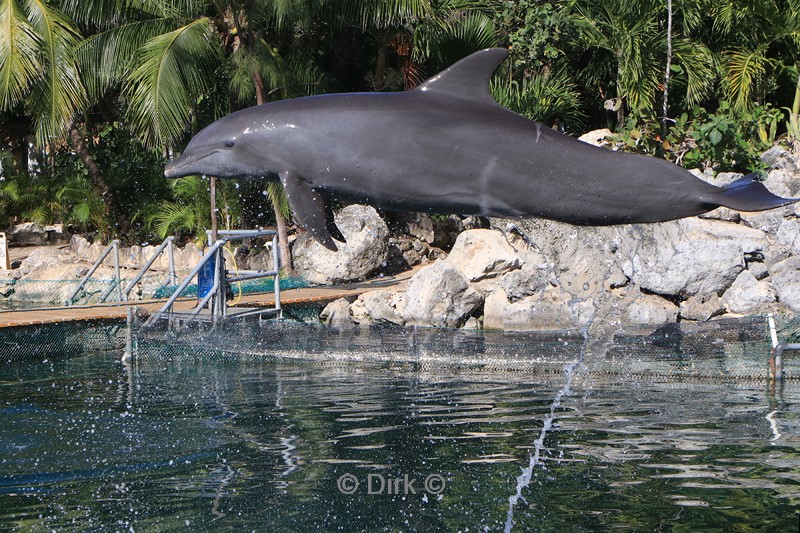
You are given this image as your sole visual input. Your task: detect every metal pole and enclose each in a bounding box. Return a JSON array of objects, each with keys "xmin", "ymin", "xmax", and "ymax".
[
  {"xmin": 168, "ymin": 237, "xmax": 176, "ymax": 286},
  {"xmin": 68, "ymin": 239, "xmax": 119, "ymax": 305},
  {"xmin": 114, "ymin": 241, "xmax": 123, "ymax": 302},
  {"xmin": 272, "ymin": 234, "xmax": 281, "ymax": 318},
  {"xmin": 212, "ymin": 246, "xmax": 222, "ymax": 323},
  {"xmin": 768, "ymin": 313, "xmax": 779, "ymax": 348}
]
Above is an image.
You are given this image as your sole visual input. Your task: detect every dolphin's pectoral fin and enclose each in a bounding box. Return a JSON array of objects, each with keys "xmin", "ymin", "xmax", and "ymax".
[
  {"xmin": 325, "ymin": 202, "xmax": 345, "ymax": 243},
  {"xmin": 280, "ymin": 171, "xmax": 339, "ymax": 251}
]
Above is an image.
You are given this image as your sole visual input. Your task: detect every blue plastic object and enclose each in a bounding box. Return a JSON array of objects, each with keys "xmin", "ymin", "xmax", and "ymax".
[{"xmin": 197, "ymin": 255, "xmax": 216, "ymax": 299}]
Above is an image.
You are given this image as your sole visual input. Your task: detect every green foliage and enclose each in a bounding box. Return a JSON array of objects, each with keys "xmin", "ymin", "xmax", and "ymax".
[
  {"xmin": 491, "ymin": 69, "xmax": 584, "ymax": 132},
  {"xmin": 496, "ymin": 0, "xmax": 574, "ymax": 72},
  {"xmin": 147, "ymin": 176, "xmax": 242, "ymax": 241},
  {"xmin": 612, "ymin": 102, "xmax": 783, "ymax": 172},
  {"xmin": 3, "ymin": 0, "xmax": 800, "ymax": 244},
  {"xmin": 0, "ymin": 0, "xmax": 86, "ymax": 145}
]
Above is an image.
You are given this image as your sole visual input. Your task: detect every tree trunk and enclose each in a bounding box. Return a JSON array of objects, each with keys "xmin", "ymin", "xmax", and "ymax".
[
  {"xmin": 68, "ymin": 123, "xmax": 129, "ymax": 236},
  {"xmin": 374, "ymin": 45, "xmax": 388, "ymax": 91},
  {"xmin": 210, "ymin": 176, "xmax": 218, "ymax": 242},
  {"xmin": 615, "ymin": 62, "xmax": 625, "ymax": 130},
  {"xmin": 252, "ymin": 70, "xmax": 295, "ymax": 275},
  {"xmin": 662, "ymin": 0, "xmax": 673, "ymax": 140},
  {"xmin": 270, "ymin": 195, "xmax": 293, "ymax": 274}
]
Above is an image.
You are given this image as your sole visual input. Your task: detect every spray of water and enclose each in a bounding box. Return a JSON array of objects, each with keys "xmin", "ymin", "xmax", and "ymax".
[{"xmin": 503, "ymin": 352, "xmax": 583, "ymax": 532}]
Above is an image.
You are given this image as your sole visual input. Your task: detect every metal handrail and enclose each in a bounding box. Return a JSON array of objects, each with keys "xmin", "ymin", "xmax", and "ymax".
[
  {"xmin": 143, "ymin": 229, "xmax": 281, "ymax": 327},
  {"xmin": 66, "ymin": 240, "xmax": 121, "ymax": 306},
  {"xmin": 143, "ymin": 239, "xmax": 225, "ymax": 327},
  {"xmin": 122, "ymin": 236, "xmax": 177, "ymax": 300},
  {"xmin": 771, "ymin": 343, "xmax": 800, "ymax": 381}
]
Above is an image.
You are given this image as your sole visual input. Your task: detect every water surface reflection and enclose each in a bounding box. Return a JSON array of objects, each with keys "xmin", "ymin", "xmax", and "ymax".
[{"xmin": 1, "ymin": 351, "xmax": 798, "ymax": 531}]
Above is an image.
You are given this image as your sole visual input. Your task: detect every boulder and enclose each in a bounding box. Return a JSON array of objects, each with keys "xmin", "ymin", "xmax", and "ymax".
[
  {"xmin": 776, "ymin": 220, "xmax": 800, "ymax": 256},
  {"xmin": 320, "ymin": 298, "xmax": 355, "ymax": 327},
  {"xmin": 630, "ymin": 218, "xmax": 767, "ymax": 298},
  {"xmin": 740, "ymin": 209, "xmax": 784, "ymax": 234},
  {"xmin": 44, "ymin": 224, "xmax": 69, "ymax": 244},
  {"xmin": 699, "ymin": 207, "xmax": 741, "ymax": 223},
  {"xmin": 70, "ymin": 235, "xmax": 91, "ymax": 259},
  {"xmin": 759, "ymin": 147, "xmax": 800, "ymax": 198},
  {"xmin": 292, "ymin": 205, "xmax": 389, "ymax": 284},
  {"xmin": 770, "ymin": 257, "xmax": 800, "ymax": 313},
  {"xmin": 401, "ymin": 260, "xmax": 482, "ymax": 327},
  {"xmin": 399, "ymin": 213, "xmax": 464, "ymax": 250},
  {"xmin": 624, "ymin": 293, "xmax": 679, "ymax": 325},
  {"xmin": 447, "ymin": 229, "xmax": 523, "ymax": 283},
  {"xmin": 578, "ymin": 129, "xmax": 613, "ymax": 148},
  {"xmin": 9, "ymin": 222, "xmax": 48, "ymax": 245},
  {"xmin": 350, "ymin": 290, "xmax": 405, "ymax": 325},
  {"xmin": 18, "ymin": 247, "xmax": 75, "ymax": 277},
  {"xmin": 679, "ymin": 294, "xmax": 726, "ymax": 321},
  {"xmin": 483, "ymin": 286, "xmax": 594, "ymax": 331},
  {"xmin": 247, "ymin": 247, "xmax": 275, "ymax": 271},
  {"xmin": 721, "ymin": 270, "xmax": 776, "ymax": 314}
]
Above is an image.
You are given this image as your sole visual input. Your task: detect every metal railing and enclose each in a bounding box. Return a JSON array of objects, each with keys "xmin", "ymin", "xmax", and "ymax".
[
  {"xmin": 66, "ymin": 240, "xmax": 122, "ymax": 305},
  {"xmin": 66, "ymin": 237, "xmax": 180, "ymax": 306},
  {"xmin": 122, "ymin": 236, "xmax": 177, "ymax": 300},
  {"xmin": 767, "ymin": 312, "xmax": 797, "ymax": 381},
  {"xmin": 143, "ymin": 229, "xmax": 281, "ymax": 327}
]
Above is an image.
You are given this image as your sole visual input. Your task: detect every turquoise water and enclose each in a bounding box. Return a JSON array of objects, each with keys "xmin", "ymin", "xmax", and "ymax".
[{"xmin": 1, "ymin": 339, "xmax": 799, "ymax": 531}]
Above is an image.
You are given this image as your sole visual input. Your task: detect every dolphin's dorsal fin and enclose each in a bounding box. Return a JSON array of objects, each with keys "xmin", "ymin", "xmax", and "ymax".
[{"xmin": 414, "ymin": 48, "xmax": 508, "ymax": 103}]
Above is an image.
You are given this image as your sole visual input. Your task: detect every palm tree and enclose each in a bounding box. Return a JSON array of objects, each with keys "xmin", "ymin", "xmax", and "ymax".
[
  {"xmin": 710, "ymin": 0, "xmax": 800, "ymax": 149},
  {"xmin": 572, "ymin": 0, "xmax": 714, "ymax": 129},
  {"xmin": 68, "ymin": 0, "xmax": 325, "ymax": 272},
  {"xmin": 0, "ymin": 0, "xmax": 127, "ymax": 234}
]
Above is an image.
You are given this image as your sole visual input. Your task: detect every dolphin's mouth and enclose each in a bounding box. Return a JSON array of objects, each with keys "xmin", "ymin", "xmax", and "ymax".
[{"xmin": 164, "ymin": 150, "xmax": 218, "ymax": 178}]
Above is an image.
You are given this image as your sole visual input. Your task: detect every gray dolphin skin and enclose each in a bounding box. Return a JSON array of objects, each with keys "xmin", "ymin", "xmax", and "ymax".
[{"xmin": 165, "ymin": 47, "xmax": 798, "ymax": 251}]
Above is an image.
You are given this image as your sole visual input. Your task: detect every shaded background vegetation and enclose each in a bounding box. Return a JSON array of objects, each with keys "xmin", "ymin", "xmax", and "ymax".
[{"xmin": 0, "ymin": 0, "xmax": 798, "ymax": 244}]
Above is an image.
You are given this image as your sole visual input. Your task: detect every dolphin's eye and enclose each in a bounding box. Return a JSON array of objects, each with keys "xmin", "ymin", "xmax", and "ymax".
[{"xmin": 225, "ymin": 140, "xmax": 235, "ymax": 148}]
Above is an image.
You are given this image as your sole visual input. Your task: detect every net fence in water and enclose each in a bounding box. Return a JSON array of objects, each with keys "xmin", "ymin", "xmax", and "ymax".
[
  {"xmin": 0, "ymin": 319, "xmax": 128, "ymax": 361},
  {"xmin": 132, "ymin": 313, "xmax": 800, "ymax": 380},
  {"xmin": 1, "ymin": 312, "xmax": 798, "ymax": 381}
]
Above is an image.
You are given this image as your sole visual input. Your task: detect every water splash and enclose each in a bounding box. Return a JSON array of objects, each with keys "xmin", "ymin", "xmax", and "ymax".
[{"xmin": 504, "ymin": 359, "xmax": 581, "ymax": 532}]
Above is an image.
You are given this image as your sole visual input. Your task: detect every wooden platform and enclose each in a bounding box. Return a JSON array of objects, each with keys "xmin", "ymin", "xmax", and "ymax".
[{"xmin": 0, "ymin": 268, "xmax": 418, "ymax": 329}]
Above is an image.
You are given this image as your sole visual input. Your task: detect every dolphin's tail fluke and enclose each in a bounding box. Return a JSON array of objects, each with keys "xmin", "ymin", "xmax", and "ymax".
[{"xmin": 714, "ymin": 173, "xmax": 798, "ymax": 212}]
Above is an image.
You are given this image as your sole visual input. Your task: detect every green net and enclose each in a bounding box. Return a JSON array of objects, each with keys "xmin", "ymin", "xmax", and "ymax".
[
  {"xmin": 0, "ymin": 319, "xmax": 127, "ymax": 360},
  {"xmin": 152, "ymin": 276, "xmax": 308, "ymax": 299},
  {"xmin": 0, "ymin": 275, "xmax": 308, "ymax": 308}
]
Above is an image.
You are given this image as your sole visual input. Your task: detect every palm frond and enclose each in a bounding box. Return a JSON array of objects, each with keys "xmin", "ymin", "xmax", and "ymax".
[
  {"xmin": 0, "ymin": 0, "xmax": 43, "ymax": 111},
  {"xmin": 331, "ymin": 0, "xmax": 433, "ymax": 29},
  {"xmin": 124, "ymin": 17, "xmax": 222, "ymax": 149},
  {"xmin": 76, "ymin": 17, "xmax": 178, "ymax": 102},
  {"xmin": 671, "ymin": 38, "xmax": 715, "ymax": 107},
  {"xmin": 0, "ymin": 179, "xmax": 20, "ymax": 201},
  {"xmin": 725, "ymin": 47, "xmax": 769, "ymax": 110},
  {"xmin": 148, "ymin": 200, "xmax": 197, "ymax": 238},
  {"xmin": 491, "ymin": 69, "xmax": 584, "ymax": 132},
  {"xmin": 24, "ymin": 0, "xmax": 87, "ymax": 145},
  {"xmin": 266, "ymin": 182, "xmax": 292, "ymax": 220}
]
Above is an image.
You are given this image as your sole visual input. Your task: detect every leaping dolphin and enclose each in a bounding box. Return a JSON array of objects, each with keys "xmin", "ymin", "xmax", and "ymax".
[{"xmin": 165, "ymin": 47, "xmax": 797, "ymax": 251}]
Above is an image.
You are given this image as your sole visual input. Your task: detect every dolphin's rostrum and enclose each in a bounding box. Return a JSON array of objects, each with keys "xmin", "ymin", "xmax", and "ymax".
[{"xmin": 165, "ymin": 48, "xmax": 797, "ymax": 251}]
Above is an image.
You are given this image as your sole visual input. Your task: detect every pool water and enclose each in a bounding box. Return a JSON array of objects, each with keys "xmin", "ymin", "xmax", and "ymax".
[{"xmin": 1, "ymin": 340, "xmax": 799, "ymax": 531}]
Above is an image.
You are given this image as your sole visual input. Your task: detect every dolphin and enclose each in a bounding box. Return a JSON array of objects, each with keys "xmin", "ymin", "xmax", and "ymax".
[{"xmin": 165, "ymin": 47, "xmax": 797, "ymax": 251}]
